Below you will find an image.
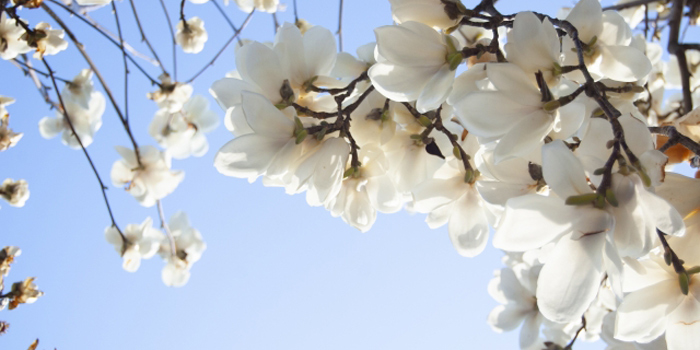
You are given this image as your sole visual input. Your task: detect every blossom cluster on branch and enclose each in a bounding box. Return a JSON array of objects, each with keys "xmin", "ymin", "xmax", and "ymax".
[{"xmin": 3, "ymin": 0, "xmax": 700, "ymax": 348}]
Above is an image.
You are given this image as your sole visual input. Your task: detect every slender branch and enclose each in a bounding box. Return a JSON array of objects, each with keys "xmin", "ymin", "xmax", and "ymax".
[
  {"xmin": 46, "ymin": 0, "xmax": 162, "ymax": 84},
  {"xmin": 112, "ymin": 2, "xmax": 130, "ymax": 124},
  {"xmin": 667, "ymin": 0, "xmax": 693, "ymax": 113},
  {"xmin": 157, "ymin": 200, "xmax": 177, "ymax": 258},
  {"xmin": 337, "ymin": 0, "xmax": 344, "ymax": 52},
  {"xmin": 563, "ymin": 317, "xmax": 587, "ymax": 350},
  {"xmin": 11, "ymin": 58, "xmax": 71, "ymax": 83},
  {"xmin": 127, "ymin": 0, "xmax": 167, "ymax": 74},
  {"xmin": 186, "ymin": 10, "xmax": 255, "ymax": 83},
  {"xmin": 158, "ymin": 0, "xmax": 178, "ymax": 81},
  {"xmin": 293, "ymin": 0, "xmax": 299, "ymax": 22},
  {"xmin": 41, "ymin": 3, "xmax": 143, "ymax": 166},
  {"xmin": 41, "ymin": 58, "xmax": 127, "ymax": 247},
  {"xmin": 211, "ymin": 0, "xmax": 242, "ymax": 46},
  {"xmin": 650, "ymin": 125, "xmax": 700, "ymax": 155},
  {"xmin": 602, "ymin": 0, "xmax": 664, "ymax": 11}
]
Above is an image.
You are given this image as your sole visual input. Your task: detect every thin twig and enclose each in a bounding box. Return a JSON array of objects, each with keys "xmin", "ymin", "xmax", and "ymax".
[
  {"xmin": 186, "ymin": 10, "xmax": 254, "ymax": 83},
  {"xmin": 127, "ymin": 0, "xmax": 167, "ymax": 74},
  {"xmin": 158, "ymin": 0, "xmax": 178, "ymax": 81},
  {"xmin": 337, "ymin": 0, "xmax": 344, "ymax": 51},
  {"xmin": 157, "ymin": 200, "xmax": 178, "ymax": 258},
  {"xmin": 112, "ymin": 2, "xmax": 130, "ymax": 124},
  {"xmin": 42, "ymin": 57, "xmax": 127, "ymax": 248}
]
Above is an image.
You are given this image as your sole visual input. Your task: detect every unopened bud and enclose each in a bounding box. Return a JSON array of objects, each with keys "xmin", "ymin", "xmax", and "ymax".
[
  {"xmin": 447, "ymin": 52, "xmax": 463, "ymax": 71},
  {"xmin": 565, "ymin": 193, "xmax": 598, "ymax": 205},
  {"xmin": 605, "ymin": 188, "xmax": 618, "ymax": 207},
  {"xmin": 687, "ymin": 266, "xmax": 700, "ymax": 275},
  {"xmin": 594, "ymin": 194, "xmax": 606, "ymax": 209},
  {"xmin": 418, "ymin": 115, "xmax": 433, "ymax": 127},
  {"xmin": 543, "ymin": 100, "xmax": 560, "ymax": 112},
  {"xmin": 593, "ymin": 167, "xmax": 606, "ymax": 176},
  {"xmin": 679, "ymin": 272, "xmax": 690, "ymax": 295},
  {"xmin": 664, "ymin": 250, "xmax": 673, "ymax": 266},
  {"xmin": 343, "ymin": 167, "xmax": 356, "ymax": 178},
  {"xmin": 453, "ymin": 146, "xmax": 463, "ymax": 160},
  {"xmin": 295, "ymin": 129, "xmax": 308, "ymax": 144}
]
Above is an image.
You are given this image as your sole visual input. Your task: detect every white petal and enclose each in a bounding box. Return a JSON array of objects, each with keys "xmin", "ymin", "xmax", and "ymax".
[
  {"xmin": 542, "ymin": 139, "xmax": 592, "ymax": 198},
  {"xmin": 615, "ymin": 279, "xmax": 683, "ymax": 343},
  {"xmin": 598, "ymin": 45, "xmax": 652, "ymax": 82}
]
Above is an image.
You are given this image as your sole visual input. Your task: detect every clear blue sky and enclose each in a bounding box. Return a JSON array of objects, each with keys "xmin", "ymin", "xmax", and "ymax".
[{"xmin": 0, "ymin": 0, "xmax": 680, "ymax": 349}]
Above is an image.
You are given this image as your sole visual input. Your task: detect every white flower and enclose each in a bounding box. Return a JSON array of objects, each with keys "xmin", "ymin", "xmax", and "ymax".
[
  {"xmin": 214, "ymin": 92, "xmax": 304, "ymax": 182},
  {"xmin": 487, "ymin": 262, "xmax": 545, "ymax": 349},
  {"xmin": 504, "ymin": 12, "xmax": 562, "ymax": 82},
  {"xmin": 290, "ymin": 137, "xmax": 350, "ymax": 207},
  {"xmin": 148, "ymin": 74, "xmax": 194, "ymax": 113},
  {"xmin": 176, "ymin": 17, "xmax": 208, "ymax": 54},
  {"xmin": 38, "ymin": 89, "xmax": 105, "ymax": 149},
  {"xmin": 0, "ymin": 96, "xmax": 22, "ymax": 151},
  {"xmin": 234, "ymin": 0, "xmax": 279, "ymax": 13},
  {"xmin": 388, "ymin": 0, "xmax": 466, "ymax": 30},
  {"xmin": 159, "ymin": 212, "xmax": 206, "ymax": 287},
  {"xmin": 454, "ymin": 63, "xmax": 585, "ymax": 163},
  {"xmin": 104, "ymin": 218, "xmax": 162, "ymax": 273},
  {"xmin": 412, "ymin": 133, "xmax": 492, "ymax": 257},
  {"xmin": 561, "ymin": 0, "xmax": 652, "ymax": 82},
  {"xmin": 63, "ymin": 69, "xmax": 98, "ymax": 110},
  {"xmin": 0, "ymin": 179, "xmax": 29, "ymax": 208},
  {"xmin": 110, "ymin": 146, "xmax": 185, "ymax": 207},
  {"xmin": 325, "ymin": 144, "xmax": 402, "ymax": 232},
  {"xmin": 30, "ymin": 22, "xmax": 68, "ymax": 59},
  {"xmin": 149, "ymin": 95, "xmax": 219, "ymax": 159},
  {"xmin": 369, "ymin": 21, "xmax": 460, "ymax": 113},
  {"xmin": 0, "ymin": 12, "xmax": 31, "ymax": 60}
]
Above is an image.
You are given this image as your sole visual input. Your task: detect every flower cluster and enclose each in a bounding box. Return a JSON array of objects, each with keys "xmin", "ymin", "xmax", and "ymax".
[{"xmin": 206, "ymin": 0, "xmax": 700, "ymax": 348}]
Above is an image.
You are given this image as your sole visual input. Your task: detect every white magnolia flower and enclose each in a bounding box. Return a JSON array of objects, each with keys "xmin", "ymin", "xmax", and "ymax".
[
  {"xmin": 149, "ymin": 95, "xmax": 219, "ymax": 159},
  {"xmin": 159, "ymin": 212, "xmax": 206, "ymax": 287},
  {"xmin": 233, "ymin": 0, "xmax": 279, "ymax": 13},
  {"xmin": 110, "ymin": 146, "xmax": 185, "ymax": 207},
  {"xmin": 31, "ymin": 22, "xmax": 68, "ymax": 59},
  {"xmin": 290, "ymin": 137, "xmax": 350, "ymax": 207},
  {"xmin": 487, "ymin": 262, "xmax": 545, "ymax": 349},
  {"xmin": 494, "ymin": 140, "xmax": 683, "ymax": 324},
  {"xmin": 455, "ymin": 63, "xmax": 585, "ymax": 163},
  {"xmin": 104, "ymin": 217, "xmax": 162, "ymax": 273},
  {"xmin": 0, "ymin": 12, "xmax": 31, "ymax": 60},
  {"xmin": 148, "ymin": 74, "xmax": 194, "ymax": 113},
  {"xmin": 369, "ymin": 21, "xmax": 460, "ymax": 113},
  {"xmin": 615, "ymin": 250, "xmax": 700, "ymax": 349},
  {"xmin": 0, "ymin": 96, "xmax": 22, "ymax": 151},
  {"xmin": 39, "ymin": 89, "xmax": 105, "ymax": 149},
  {"xmin": 388, "ymin": 0, "xmax": 465, "ymax": 29},
  {"xmin": 176, "ymin": 17, "xmax": 208, "ymax": 54},
  {"xmin": 412, "ymin": 134, "xmax": 492, "ymax": 257},
  {"xmin": 504, "ymin": 11, "xmax": 562, "ymax": 82},
  {"xmin": 215, "ymin": 92, "xmax": 304, "ymax": 182},
  {"xmin": 63, "ymin": 69, "xmax": 99, "ymax": 110},
  {"xmin": 561, "ymin": 0, "xmax": 652, "ymax": 82},
  {"xmin": 602, "ymin": 312, "xmax": 667, "ymax": 350},
  {"xmin": 325, "ymin": 144, "xmax": 402, "ymax": 232},
  {"xmin": 0, "ymin": 179, "xmax": 29, "ymax": 208}
]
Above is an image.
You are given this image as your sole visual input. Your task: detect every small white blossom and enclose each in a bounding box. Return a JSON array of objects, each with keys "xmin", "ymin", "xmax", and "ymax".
[
  {"xmin": 104, "ymin": 218, "xmax": 162, "ymax": 272},
  {"xmin": 159, "ymin": 212, "xmax": 206, "ymax": 287},
  {"xmin": 110, "ymin": 146, "xmax": 185, "ymax": 207},
  {"xmin": 176, "ymin": 17, "xmax": 208, "ymax": 54},
  {"xmin": 148, "ymin": 74, "xmax": 194, "ymax": 113},
  {"xmin": 149, "ymin": 95, "xmax": 219, "ymax": 159},
  {"xmin": 0, "ymin": 96, "xmax": 22, "ymax": 151},
  {"xmin": 0, "ymin": 12, "xmax": 31, "ymax": 60},
  {"xmin": 30, "ymin": 22, "xmax": 68, "ymax": 59},
  {"xmin": 0, "ymin": 179, "xmax": 29, "ymax": 208},
  {"xmin": 38, "ymin": 89, "xmax": 105, "ymax": 149}
]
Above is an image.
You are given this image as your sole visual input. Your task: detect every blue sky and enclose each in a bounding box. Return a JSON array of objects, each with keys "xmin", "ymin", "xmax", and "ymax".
[{"xmin": 0, "ymin": 0, "xmax": 683, "ymax": 349}]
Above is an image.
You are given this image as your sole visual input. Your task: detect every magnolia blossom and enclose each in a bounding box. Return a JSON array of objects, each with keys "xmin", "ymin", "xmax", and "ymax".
[
  {"xmin": 159, "ymin": 212, "xmax": 206, "ymax": 287},
  {"xmin": 388, "ymin": 0, "xmax": 465, "ymax": 29},
  {"xmin": 412, "ymin": 134, "xmax": 492, "ymax": 257},
  {"xmin": 369, "ymin": 21, "xmax": 460, "ymax": 113},
  {"xmin": 7, "ymin": 277, "xmax": 43, "ymax": 310},
  {"xmin": 504, "ymin": 11, "xmax": 561, "ymax": 82},
  {"xmin": 148, "ymin": 75, "xmax": 194, "ymax": 113},
  {"xmin": 110, "ymin": 146, "xmax": 184, "ymax": 207},
  {"xmin": 176, "ymin": 17, "xmax": 208, "ymax": 54},
  {"xmin": 149, "ymin": 95, "xmax": 219, "ymax": 159},
  {"xmin": 325, "ymin": 144, "xmax": 402, "ymax": 232},
  {"xmin": 215, "ymin": 92, "xmax": 304, "ymax": 182},
  {"xmin": 561, "ymin": 0, "xmax": 652, "ymax": 82},
  {"xmin": 104, "ymin": 218, "xmax": 162, "ymax": 272},
  {"xmin": 494, "ymin": 140, "xmax": 683, "ymax": 324},
  {"xmin": 0, "ymin": 179, "xmax": 29, "ymax": 208},
  {"xmin": 0, "ymin": 12, "xmax": 31, "ymax": 60},
  {"xmin": 0, "ymin": 96, "xmax": 22, "ymax": 151},
  {"xmin": 63, "ymin": 69, "xmax": 98, "ymax": 110},
  {"xmin": 233, "ymin": 0, "xmax": 279, "ymax": 13},
  {"xmin": 30, "ymin": 23, "xmax": 68, "ymax": 59},
  {"xmin": 455, "ymin": 63, "xmax": 585, "ymax": 163},
  {"xmin": 39, "ymin": 89, "xmax": 105, "ymax": 149}
]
